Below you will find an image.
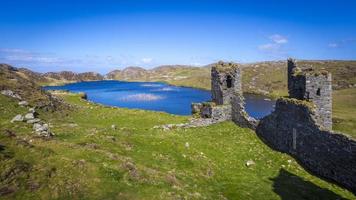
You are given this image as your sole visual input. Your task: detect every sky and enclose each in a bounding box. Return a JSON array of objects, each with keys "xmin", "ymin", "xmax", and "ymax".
[{"xmin": 0, "ymin": 0, "xmax": 356, "ymax": 73}]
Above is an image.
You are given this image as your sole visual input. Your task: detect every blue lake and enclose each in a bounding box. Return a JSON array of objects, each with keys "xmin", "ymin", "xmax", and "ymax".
[{"xmin": 44, "ymin": 80, "xmax": 275, "ymax": 118}]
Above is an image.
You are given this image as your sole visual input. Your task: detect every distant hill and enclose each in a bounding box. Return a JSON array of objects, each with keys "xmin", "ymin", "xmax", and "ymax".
[
  {"xmin": 106, "ymin": 65, "xmax": 211, "ymax": 90},
  {"xmin": 2, "ymin": 60, "xmax": 356, "ymax": 97},
  {"xmin": 106, "ymin": 60, "xmax": 356, "ymax": 97},
  {"xmin": 0, "ymin": 64, "xmax": 65, "ymax": 110},
  {"xmin": 13, "ymin": 69, "xmax": 104, "ymax": 86}
]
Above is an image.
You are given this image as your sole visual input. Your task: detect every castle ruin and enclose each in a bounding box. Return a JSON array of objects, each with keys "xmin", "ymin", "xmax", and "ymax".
[
  {"xmin": 191, "ymin": 59, "xmax": 356, "ymax": 194},
  {"xmin": 287, "ymin": 58, "xmax": 332, "ymax": 130},
  {"xmin": 191, "ymin": 61, "xmax": 257, "ymax": 128}
]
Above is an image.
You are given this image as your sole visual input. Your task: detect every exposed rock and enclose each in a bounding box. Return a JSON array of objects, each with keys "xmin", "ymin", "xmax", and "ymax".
[
  {"xmin": 191, "ymin": 103, "xmax": 203, "ymax": 115},
  {"xmin": 1, "ymin": 90, "xmax": 22, "ymax": 100},
  {"xmin": 24, "ymin": 113, "xmax": 35, "ymax": 120},
  {"xmin": 79, "ymin": 92, "xmax": 87, "ymax": 100},
  {"xmin": 26, "ymin": 119, "xmax": 41, "ymax": 124},
  {"xmin": 245, "ymin": 160, "xmax": 255, "ymax": 167},
  {"xmin": 18, "ymin": 101, "xmax": 28, "ymax": 106},
  {"xmin": 33, "ymin": 123, "xmax": 47, "ymax": 132},
  {"xmin": 11, "ymin": 114, "xmax": 24, "ymax": 123},
  {"xmin": 33, "ymin": 123, "xmax": 53, "ymax": 137},
  {"xmin": 28, "ymin": 108, "xmax": 36, "ymax": 113},
  {"xmin": 185, "ymin": 142, "xmax": 190, "ymax": 148},
  {"xmin": 67, "ymin": 123, "xmax": 78, "ymax": 127},
  {"xmin": 111, "ymin": 124, "xmax": 116, "ymax": 130}
]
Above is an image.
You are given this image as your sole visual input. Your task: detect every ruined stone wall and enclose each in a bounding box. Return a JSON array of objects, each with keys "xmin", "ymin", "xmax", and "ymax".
[
  {"xmin": 197, "ymin": 61, "xmax": 259, "ymax": 129},
  {"xmin": 231, "ymin": 94, "xmax": 259, "ymax": 130},
  {"xmin": 211, "ymin": 62, "xmax": 241, "ymax": 105},
  {"xmin": 191, "ymin": 102, "xmax": 231, "ymax": 122},
  {"xmin": 305, "ymin": 74, "xmax": 333, "ymax": 129},
  {"xmin": 287, "ymin": 59, "xmax": 332, "ymax": 130},
  {"xmin": 256, "ymin": 98, "xmax": 356, "ymax": 193}
]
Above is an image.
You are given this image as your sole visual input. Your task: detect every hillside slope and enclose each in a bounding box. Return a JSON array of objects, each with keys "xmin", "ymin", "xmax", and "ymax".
[
  {"xmin": 106, "ymin": 60, "xmax": 356, "ymax": 98},
  {"xmin": 0, "ymin": 91, "xmax": 354, "ymax": 199},
  {"xmin": 0, "ymin": 64, "xmax": 65, "ymax": 110},
  {"xmin": 14, "ymin": 67, "xmax": 104, "ymax": 86}
]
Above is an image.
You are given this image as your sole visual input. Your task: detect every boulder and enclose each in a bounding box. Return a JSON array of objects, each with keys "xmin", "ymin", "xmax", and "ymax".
[
  {"xmin": 33, "ymin": 123, "xmax": 53, "ymax": 138},
  {"xmin": 28, "ymin": 108, "xmax": 36, "ymax": 113},
  {"xmin": 18, "ymin": 101, "xmax": 29, "ymax": 106},
  {"xmin": 33, "ymin": 123, "xmax": 48, "ymax": 132},
  {"xmin": 1, "ymin": 90, "xmax": 22, "ymax": 100},
  {"xmin": 24, "ymin": 113, "xmax": 35, "ymax": 120},
  {"xmin": 11, "ymin": 114, "xmax": 24, "ymax": 123},
  {"xmin": 26, "ymin": 119, "xmax": 41, "ymax": 124},
  {"xmin": 245, "ymin": 160, "xmax": 255, "ymax": 167}
]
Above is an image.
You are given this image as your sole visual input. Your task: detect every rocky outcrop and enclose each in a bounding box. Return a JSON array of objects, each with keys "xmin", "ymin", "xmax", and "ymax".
[
  {"xmin": 1, "ymin": 90, "xmax": 22, "ymax": 100},
  {"xmin": 10, "ymin": 107, "xmax": 53, "ymax": 138},
  {"xmin": 0, "ymin": 65, "xmax": 67, "ymax": 111}
]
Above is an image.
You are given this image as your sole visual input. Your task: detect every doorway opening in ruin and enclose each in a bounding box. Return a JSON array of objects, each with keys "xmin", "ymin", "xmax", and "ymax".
[{"xmin": 226, "ymin": 75, "xmax": 233, "ymax": 88}]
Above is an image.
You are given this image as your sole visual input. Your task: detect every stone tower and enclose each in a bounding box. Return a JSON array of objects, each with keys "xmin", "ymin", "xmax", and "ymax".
[
  {"xmin": 211, "ymin": 61, "xmax": 242, "ymax": 105},
  {"xmin": 287, "ymin": 58, "xmax": 332, "ymax": 130}
]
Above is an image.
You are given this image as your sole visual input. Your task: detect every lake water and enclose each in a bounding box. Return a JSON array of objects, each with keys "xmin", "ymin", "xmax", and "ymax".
[{"xmin": 44, "ymin": 80, "xmax": 275, "ymax": 118}]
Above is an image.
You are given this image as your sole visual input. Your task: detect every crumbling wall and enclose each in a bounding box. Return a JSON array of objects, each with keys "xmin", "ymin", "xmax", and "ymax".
[
  {"xmin": 256, "ymin": 98, "xmax": 356, "ymax": 193},
  {"xmin": 231, "ymin": 94, "xmax": 259, "ymax": 130},
  {"xmin": 191, "ymin": 102, "xmax": 231, "ymax": 122},
  {"xmin": 211, "ymin": 62, "xmax": 241, "ymax": 105},
  {"xmin": 193, "ymin": 61, "xmax": 258, "ymax": 128},
  {"xmin": 287, "ymin": 59, "xmax": 332, "ymax": 130}
]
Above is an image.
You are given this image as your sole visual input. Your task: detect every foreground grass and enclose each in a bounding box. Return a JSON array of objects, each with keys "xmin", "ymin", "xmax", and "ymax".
[{"xmin": 0, "ymin": 94, "xmax": 355, "ymax": 199}]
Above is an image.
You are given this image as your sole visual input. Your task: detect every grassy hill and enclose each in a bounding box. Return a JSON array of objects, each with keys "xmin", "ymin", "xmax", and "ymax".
[
  {"xmin": 1, "ymin": 92, "xmax": 355, "ymax": 199},
  {"xmin": 106, "ymin": 60, "xmax": 356, "ymax": 98},
  {"xmin": 0, "ymin": 63, "xmax": 355, "ymax": 199}
]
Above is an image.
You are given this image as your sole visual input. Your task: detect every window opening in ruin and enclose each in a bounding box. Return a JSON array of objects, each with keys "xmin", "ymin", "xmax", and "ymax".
[
  {"xmin": 316, "ymin": 88, "xmax": 321, "ymax": 96},
  {"xmin": 226, "ymin": 75, "xmax": 233, "ymax": 88}
]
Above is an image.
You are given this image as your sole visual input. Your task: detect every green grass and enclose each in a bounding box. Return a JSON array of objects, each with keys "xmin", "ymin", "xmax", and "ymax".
[
  {"xmin": 333, "ymin": 88, "xmax": 356, "ymax": 137},
  {"xmin": 0, "ymin": 93, "xmax": 355, "ymax": 199}
]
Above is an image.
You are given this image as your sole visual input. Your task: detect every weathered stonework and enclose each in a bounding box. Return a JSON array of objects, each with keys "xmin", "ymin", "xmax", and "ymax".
[
  {"xmin": 287, "ymin": 59, "xmax": 332, "ymax": 130},
  {"xmin": 231, "ymin": 95, "xmax": 259, "ymax": 130},
  {"xmin": 192, "ymin": 102, "xmax": 231, "ymax": 121},
  {"xmin": 188, "ymin": 59, "xmax": 356, "ymax": 193},
  {"xmin": 256, "ymin": 98, "xmax": 356, "ymax": 193},
  {"xmin": 191, "ymin": 61, "xmax": 258, "ymax": 128},
  {"xmin": 211, "ymin": 61, "xmax": 242, "ymax": 105}
]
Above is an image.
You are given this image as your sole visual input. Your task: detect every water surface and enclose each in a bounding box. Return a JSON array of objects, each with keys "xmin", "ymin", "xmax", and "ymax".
[{"xmin": 44, "ymin": 80, "xmax": 275, "ymax": 118}]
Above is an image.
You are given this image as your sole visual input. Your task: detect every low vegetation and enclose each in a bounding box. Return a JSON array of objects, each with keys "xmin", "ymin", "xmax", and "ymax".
[
  {"xmin": 1, "ymin": 93, "xmax": 355, "ymax": 199},
  {"xmin": 332, "ymin": 88, "xmax": 356, "ymax": 137},
  {"xmin": 1, "ymin": 62, "xmax": 355, "ymax": 199}
]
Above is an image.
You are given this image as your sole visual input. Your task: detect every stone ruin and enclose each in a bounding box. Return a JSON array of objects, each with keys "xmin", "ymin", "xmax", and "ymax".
[
  {"xmin": 191, "ymin": 59, "xmax": 356, "ymax": 194},
  {"xmin": 191, "ymin": 61, "xmax": 258, "ymax": 129},
  {"xmin": 287, "ymin": 59, "xmax": 332, "ymax": 130}
]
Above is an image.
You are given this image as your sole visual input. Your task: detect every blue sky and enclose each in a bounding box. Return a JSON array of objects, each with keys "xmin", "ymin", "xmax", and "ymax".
[{"xmin": 0, "ymin": 0, "xmax": 355, "ymax": 73}]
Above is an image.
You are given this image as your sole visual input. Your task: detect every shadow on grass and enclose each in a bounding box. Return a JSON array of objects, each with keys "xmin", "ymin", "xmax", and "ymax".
[{"xmin": 271, "ymin": 169, "xmax": 347, "ymax": 200}]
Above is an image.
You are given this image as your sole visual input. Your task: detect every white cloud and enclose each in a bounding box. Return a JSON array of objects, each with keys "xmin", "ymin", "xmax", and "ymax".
[
  {"xmin": 141, "ymin": 57, "xmax": 153, "ymax": 64},
  {"xmin": 258, "ymin": 43, "xmax": 279, "ymax": 51},
  {"xmin": 258, "ymin": 34, "xmax": 289, "ymax": 58},
  {"xmin": 0, "ymin": 48, "xmax": 146, "ymax": 72},
  {"xmin": 328, "ymin": 39, "xmax": 356, "ymax": 48},
  {"xmin": 269, "ymin": 34, "xmax": 288, "ymax": 44},
  {"xmin": 328, "ymin": 43, "xmax": 339, "ymax": 48}
]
